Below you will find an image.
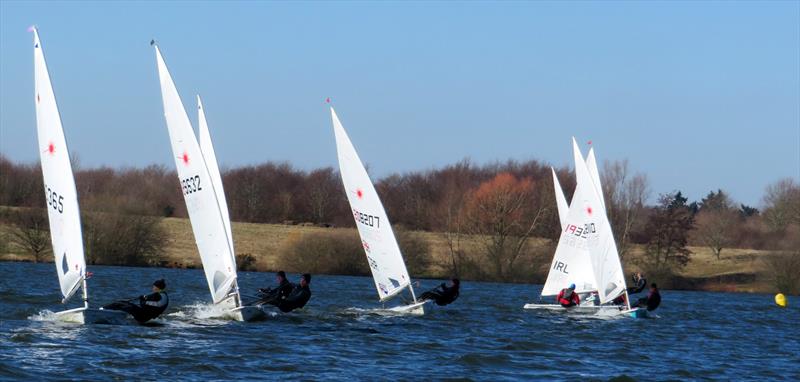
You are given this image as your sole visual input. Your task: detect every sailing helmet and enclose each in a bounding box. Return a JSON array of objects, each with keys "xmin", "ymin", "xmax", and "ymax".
[{"xmin": 153, "ymin": 279, "xmax": 166, "ymax": 290}]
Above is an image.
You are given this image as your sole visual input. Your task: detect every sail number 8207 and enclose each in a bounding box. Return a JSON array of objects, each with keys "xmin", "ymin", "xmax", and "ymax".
[{"xmin": 353, "ymin": 209, "xmax": 380, "ymax": 228}]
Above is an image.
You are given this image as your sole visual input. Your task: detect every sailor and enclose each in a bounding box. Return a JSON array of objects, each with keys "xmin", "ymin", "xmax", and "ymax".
[
  {"xmin": 628, "ymin": 273, "xmax": 647, "ymax": 294},
  {"xmin": 102, "ymin": 279, "xmax": 169, "ymax": 323},
  {"xmin": 632, "ymin": 283, "xmax": 661, "ymax": 311},
  {"xmin": 419, "ymin": 278, "xmax": 460, "ymax": 306},
  {"xmin": 272, "ymin": 273, "xmax": 312, "ymax": 313},
  {"xmin": 556, "ymin": 283, "xmax": 580, "ymax": 308},
  {"xmin": 257, "ymin": 271, "xmax": 294, "ymax": 304}
]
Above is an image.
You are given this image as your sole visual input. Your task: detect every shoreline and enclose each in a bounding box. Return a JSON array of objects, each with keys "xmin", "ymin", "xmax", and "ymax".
[{"xmin": 1, "ymin": 216, "xmax": 791, "ymax": 296}]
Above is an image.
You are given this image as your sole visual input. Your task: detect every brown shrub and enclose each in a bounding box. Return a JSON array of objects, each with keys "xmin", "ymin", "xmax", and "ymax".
[
  {"xmin": 394, "ymin": 228, "xmax": 431, "ymax": 277},
  {"xmin": 82, "ymin": 211, "xmax": 167, "ymax": 266},
  {"xmin": 275, "ymin": 230, "xmax": 368, "ymax": 276},
  {"xmin": 764, "ymin": 251, "xmax": 800, "ymax": 295},
  {"xmin": 236, "ymin": 253, "xmax": 257, "ymax": 271}
]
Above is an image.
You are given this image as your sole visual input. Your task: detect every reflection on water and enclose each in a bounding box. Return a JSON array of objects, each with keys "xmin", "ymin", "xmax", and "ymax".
[{"xmin": 1, "ymin": 262, "xmax": 798, "ymax": 380}]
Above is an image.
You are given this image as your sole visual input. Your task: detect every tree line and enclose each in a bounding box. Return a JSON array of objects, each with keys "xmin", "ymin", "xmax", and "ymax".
[{"xmin": 1, "ymin": 153, "xmax": 798, "ymax": 292}]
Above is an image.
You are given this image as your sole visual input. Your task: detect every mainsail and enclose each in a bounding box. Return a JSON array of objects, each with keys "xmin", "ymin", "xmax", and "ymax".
[
  {"xmin": 551, "ymin": 167, "xmax": 569, "ymax": 229},
  {"xmin": 576, "ymin": 141, "xmax": 627, "ymax": 303},
  {"xmin": 330, "ymin": 107, "xmax": 412, "ymax": 301},
  {"xmin": 154, "ymin": 45, "xmax": 237, "ymax": 304},
  {"xmin": 33, "ymin": 27, "xmax": 87, "ymax": 302},
  {"xmin": 197, "ymin": 96, "xmax": 235, "ymax": 261},
  {"xmin": 540, "ymin": 142, "xmax": 598, "ymax": 296},
  {"xmin": 585, "ymin": 147, "xmax": 606, "ymax": 212}
]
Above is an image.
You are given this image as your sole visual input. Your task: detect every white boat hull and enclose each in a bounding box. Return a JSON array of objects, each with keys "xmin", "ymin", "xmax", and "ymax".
[
  {"xmin": 386, "ymin": 301, "xmax": 426, "ymax": 315},
  {"xmin": 53, "ymin": 307, "xmax": 133, "ymax": 325},
  {"xmin": 523, "ymin": 303, "xmax": 623, "ymax": 314}
]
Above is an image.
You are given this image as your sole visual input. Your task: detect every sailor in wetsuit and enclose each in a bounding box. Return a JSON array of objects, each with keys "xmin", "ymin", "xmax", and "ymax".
[
  {"xmin": 556, "ymin": 283, "xmax": 580, "ymax": 308},
  {"xmin": 632, "ymin": 283, "xmax": 661, "ymax": 311},
  {"xmin": 419, "ymin": 278, "xmax": 460, "ymax": 306},
  {"xmin": 270, "ymin": 273, "xmax": 312, "ymax": 313},
  {"xmin": 256, "ymin": 271, "xmax": 294, "ymax": 305},
  {"xmin": 612, "ymin": 273, "xmax": 648, "ymax": 305},
  {"xmin": 102, "ymin": 279, "xmax": 169, "ymax": 323},
  {"xmin": 628, "ymin": 273, "xmax": 647, "ymax": 294}
]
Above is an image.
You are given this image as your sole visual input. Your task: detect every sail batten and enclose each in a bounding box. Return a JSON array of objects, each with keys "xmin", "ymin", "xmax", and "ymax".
[
  {"xmin": 154, "ymin": 46, "xmax": 237, "ymax": 304},
  {"xmin": 33, "ymin": 27, "xmax": 88, "ymax": 301},
  {"xmin": 330, "ymin": 107, "xmax": 413, "ymax": 302}
]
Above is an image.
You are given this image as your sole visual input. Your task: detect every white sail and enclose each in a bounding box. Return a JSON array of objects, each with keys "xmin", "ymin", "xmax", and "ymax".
[
  {"xmin": 32, "ymin": 27, "xmax": 87, "ymax": 302},
  {"xmin": 540, "ymin": 142, "xmax": 598, "ymax": 296},
  {"xmin": 576, "ymin": 141, "xmax": 627, "ymax": 303},
  {"xmin": 585, "ymin": 147, "xmax": 606, "ymax": 212},
  {"xmin": 552, "ymin": 167, "xmax": 569, "ymax": 229},
  {"xmin": 154, "ymin": 45, "xmax": 237, "ymax": 304},
  {"xmin": 330, "ymin": 107, "xmax": 412, "ymax": 301},
  {"xmin": 197, "ymin": 96, "xmax": 234, "ymax": 260}
]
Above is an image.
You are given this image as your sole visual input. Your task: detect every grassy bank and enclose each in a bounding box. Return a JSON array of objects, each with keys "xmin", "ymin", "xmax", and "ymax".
[{"xmin": 0, "ymin": 216, "xmax": 788, "ymax": 294}]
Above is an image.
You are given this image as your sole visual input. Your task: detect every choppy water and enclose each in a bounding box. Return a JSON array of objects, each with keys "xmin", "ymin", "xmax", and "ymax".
[{"xmin": 1, "ymin": 262, "xmax": 798, "ymax": 380}]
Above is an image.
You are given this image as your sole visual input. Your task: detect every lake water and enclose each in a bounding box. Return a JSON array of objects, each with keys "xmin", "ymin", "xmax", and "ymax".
[{"xmin": 1, "ymin": 262, "xmax": 797, "ymax": 380}]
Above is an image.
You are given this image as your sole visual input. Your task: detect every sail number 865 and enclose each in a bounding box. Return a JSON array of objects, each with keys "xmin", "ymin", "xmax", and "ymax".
[{"xmin": 181, "ymin": 175, "xmax": 202, "ymax": 195}]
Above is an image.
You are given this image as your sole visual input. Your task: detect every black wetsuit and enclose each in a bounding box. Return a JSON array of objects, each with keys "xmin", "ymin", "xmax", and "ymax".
[
  {"xmin": 274, "ymin": 284, "xmax": 311, "ymax": 313},
  {"xmin": 257, "ymin": 279, "xmax": 294, "ymax": 304},
  {"xmin": 627, "ymin": 277, "xmax": 647, "ymax": 294},
  {"xmin": 103, "ymin": 291, "xmax": 169, "ymax": 323},
  {"xmin": 419, "ymin": 283, "xmax": 460, "ymax": 306},
  {"xmin": 633, "ymin": 289, "xmax": 661, "ymax": 311}
]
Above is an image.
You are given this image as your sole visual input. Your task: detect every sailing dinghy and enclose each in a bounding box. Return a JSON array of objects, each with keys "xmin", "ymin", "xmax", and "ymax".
[
  {"xmin": 32, "ymin": 27, "xmax": 129, "ymax": 324},
  {"xmin": 153, "ymin": 43, "xmax": 263, "ymax": 321},
  {"xmin": 525, "ymin": 138, "xmax": 643, "ymax": 317},
  {"xmin": 330, "ymin": 106, "xmax": 425, "ymax": 315}
]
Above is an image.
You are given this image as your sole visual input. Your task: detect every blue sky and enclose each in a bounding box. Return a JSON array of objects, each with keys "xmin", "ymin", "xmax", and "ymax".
[{"xmin": 1, "ymin": 1, "xmax": 798, "ymax": 206}]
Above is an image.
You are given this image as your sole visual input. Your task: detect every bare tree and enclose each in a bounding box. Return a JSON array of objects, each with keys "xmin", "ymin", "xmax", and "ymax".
[
  {"xmin": 762, "ymin": 178, "xmax": 800, "ymax": 232},
  {"xmin": 642, "ymin": 192, "xmax": 694, "ymax": 270},
  {"xmin": 465, "ymin": 173, "xmax": 546, "ymax": 280},
  {"xmin": 693, "ymin": 208, "xmax": 738, "ymax": 259},
  {"xmin": 306, "ymin": 168, "xmax": 338, "ymax": 223},
  {"xmin": 602, "ymin": 159, "xmax": 650, "ymax": 259},
  {"xmin": 691, "ymin": 189, "xmax": 739, "ymax": 259},
  {"xmin": 9, "ymin": 208, "xmax": 51, "ymax": 263}
]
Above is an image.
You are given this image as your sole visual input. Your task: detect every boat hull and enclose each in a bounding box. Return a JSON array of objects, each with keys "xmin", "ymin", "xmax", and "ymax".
[
  {"xmin": 385, "ymin": 301, "xmax": 426, "ymax": 315},
  {"xmin": 523, "ymin": 303, "xmax": 622, "ymax": 314},
  {"xmin": 54, "ymin": 307, "xmax": 133, "ymax": 325},
  {"xmin": 230, "ymin": 305, "xmax": 266, "ymax": 322},
  {"xmin": 622, "ymin": 307, "xmax": 648, "ymax": 318}
]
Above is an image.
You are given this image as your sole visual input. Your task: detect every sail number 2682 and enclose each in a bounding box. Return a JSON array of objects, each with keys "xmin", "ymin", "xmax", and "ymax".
[{"xmin": 181, "ymin": 175, "xmax": 202, "ymax": 195}]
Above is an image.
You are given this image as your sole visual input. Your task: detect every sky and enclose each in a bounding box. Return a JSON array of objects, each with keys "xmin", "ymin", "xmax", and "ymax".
[{"xmin": 1, "ymin": 1, "xmax": 798, "ymax": 206}]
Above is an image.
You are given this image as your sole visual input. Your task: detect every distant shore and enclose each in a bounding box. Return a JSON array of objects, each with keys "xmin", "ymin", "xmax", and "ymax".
[{"xmin": 1, "ymin": 216, "xmax": 789, "ymax": 295}]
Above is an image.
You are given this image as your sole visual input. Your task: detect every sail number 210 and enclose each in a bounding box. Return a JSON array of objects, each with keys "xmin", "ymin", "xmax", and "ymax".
[{"xmin": 181, "ymin": 175, "xmax": 202, "ymax": 195}]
